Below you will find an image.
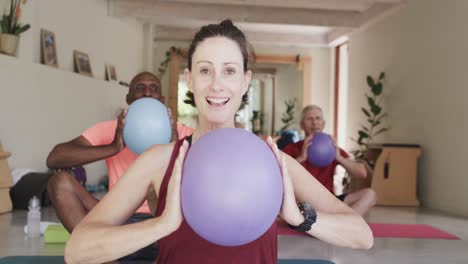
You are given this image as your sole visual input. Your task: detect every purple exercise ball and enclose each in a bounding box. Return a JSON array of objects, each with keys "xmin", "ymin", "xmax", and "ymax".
[
  {"xmin": 181, "ymin": 128, "xmax": 283, "ymax": 247},
  {"xmin": 307, "ymin": 132, "xmax": 336, "ymax": 167}
]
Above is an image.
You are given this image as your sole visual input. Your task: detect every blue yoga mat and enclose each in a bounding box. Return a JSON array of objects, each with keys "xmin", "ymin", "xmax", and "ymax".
[
  {"xmin": 0, "ymin": 256, "xmax": 64, "ymax": 264},
  {"xmin": 0, "ymin": 256, "xmax": 334, "ymax": 264}
]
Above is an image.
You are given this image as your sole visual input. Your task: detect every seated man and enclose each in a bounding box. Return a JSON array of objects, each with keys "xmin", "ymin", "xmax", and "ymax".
[
  {"xmin": 283, "ymin": 105, "xmax": 377, "ymax": 215},
  {"xmin": 46, "ymin": 72, "xmax": 193, "ymax": 260}
]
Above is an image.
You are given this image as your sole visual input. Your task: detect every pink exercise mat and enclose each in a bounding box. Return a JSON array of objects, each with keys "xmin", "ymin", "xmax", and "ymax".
[{"xmin": 278, "ymin": 223, "xmax": 460, "ymax": 240}]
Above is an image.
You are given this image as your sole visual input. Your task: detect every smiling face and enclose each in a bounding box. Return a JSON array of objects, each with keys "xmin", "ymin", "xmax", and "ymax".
[{"xmin": 184, "ymin": 36, "xmax": 252, "ymax": 127}]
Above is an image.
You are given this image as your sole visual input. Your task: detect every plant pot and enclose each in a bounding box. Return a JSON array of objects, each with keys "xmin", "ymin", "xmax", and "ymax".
[{"xmin": 0, "ymin": 33, "xmax": 19, "ymax": 57}]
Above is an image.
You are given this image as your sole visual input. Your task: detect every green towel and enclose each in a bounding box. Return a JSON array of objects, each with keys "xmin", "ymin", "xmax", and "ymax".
[{"xmin": 43, "ymin": 224, "xmax": 70, "ymax": 244}]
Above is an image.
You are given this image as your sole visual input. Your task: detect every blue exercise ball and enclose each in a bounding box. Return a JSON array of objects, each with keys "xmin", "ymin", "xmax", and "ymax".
[
  {"xmin": 123, "ymin": 98, "xmax": 172, "ymax": 154},
  {"xmin": 307, "ymin": 132, "xmax": 336, "ymax": 167}
]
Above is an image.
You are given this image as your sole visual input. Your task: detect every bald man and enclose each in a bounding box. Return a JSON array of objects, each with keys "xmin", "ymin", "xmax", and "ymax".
[{"xmin": 46, "ymin": 72, "xmax": 193, "ymax": 260}]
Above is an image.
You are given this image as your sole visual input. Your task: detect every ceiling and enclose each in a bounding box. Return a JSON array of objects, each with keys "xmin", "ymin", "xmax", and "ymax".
[{"xmin": 107, "ymin": 0, "xmax": 404, "ymax": 47}]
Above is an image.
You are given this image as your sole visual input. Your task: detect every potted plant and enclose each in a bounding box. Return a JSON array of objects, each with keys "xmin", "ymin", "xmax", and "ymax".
[
  {"xmin": 276, "ymin": 98, "xmax": 299, "ymax": 150},
  {"xmin": 351, "ymin": 72, "xmax": 389, "ymax": 164},
  {"xmin": 0, "ymin": 0, "xmax": 31, "ymax": 56},
  {"xmin": 344, "ymin": 72, "xmax": 389, "ymax": 192},
  {"xmin": 251, "ymin": 110, "xmax": 264, "ymax": 135},
  {"xmin": 280, "ymin": 98, "xmax": 297, "ymax": 131}
]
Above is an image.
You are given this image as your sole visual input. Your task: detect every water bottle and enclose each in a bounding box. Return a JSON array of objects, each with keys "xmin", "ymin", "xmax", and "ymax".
[{"xmin": 27, "ymin": 196, "xmax": 41, "ymax": 238}]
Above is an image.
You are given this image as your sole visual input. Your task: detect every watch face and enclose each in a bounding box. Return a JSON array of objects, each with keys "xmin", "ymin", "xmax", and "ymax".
[
  {"xmin": 302, "ymin": 203, "xmax": 312, "ymax": 211},
  {"xmin": 298, "ymin": 202, "xmax": 312, "ymax": 213}
]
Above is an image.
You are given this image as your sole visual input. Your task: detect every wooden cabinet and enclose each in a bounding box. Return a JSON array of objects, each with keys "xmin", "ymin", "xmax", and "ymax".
[
  {"xmin": 350, "ymin": 144, "xmax": 421, "ymax": 206},
  {"xmin": 0, "ymin": 144, "xmax": 13, "ymax": 214}
]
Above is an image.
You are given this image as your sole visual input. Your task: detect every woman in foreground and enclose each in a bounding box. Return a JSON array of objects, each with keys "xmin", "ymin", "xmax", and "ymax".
[{"xmin": 65, "ymin": 20, "xmax": 373, "ymax": 264}]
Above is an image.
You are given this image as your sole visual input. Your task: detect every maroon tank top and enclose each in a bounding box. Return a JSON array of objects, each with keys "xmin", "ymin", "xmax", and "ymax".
[{"xmin": 155, "ymin": 137, "xmax": 278, "ymax": 264}]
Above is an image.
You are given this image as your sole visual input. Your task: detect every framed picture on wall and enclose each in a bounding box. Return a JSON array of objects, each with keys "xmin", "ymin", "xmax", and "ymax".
[
  {"xmin": 73, "ymin": 50, "xmax": 93, "ymax": 77},
  {"xmin": 105, "ymin": 64, "xmax": 117, "ymax": 81},
  {"xmin": 40, "ymin": 29, "xmax": 58, "ymax": 67}
]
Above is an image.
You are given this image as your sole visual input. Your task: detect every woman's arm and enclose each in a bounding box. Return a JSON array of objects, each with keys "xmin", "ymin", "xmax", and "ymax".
[
  {"xmin": 285, "ymin": 154, "xmax": 373, "ymax": 249},
  {"xmin": 65, "ymin": 141, "xmax": 188, "ymax": 264},
  {"xmin": 267, "ymin": 138, "xmax": 373, "ymax": 250}
]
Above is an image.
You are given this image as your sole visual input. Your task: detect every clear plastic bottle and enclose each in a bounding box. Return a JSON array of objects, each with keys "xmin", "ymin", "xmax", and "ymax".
[{"xmin": 27, "ymin": 196, "xmax": 41, "ymax": 238}]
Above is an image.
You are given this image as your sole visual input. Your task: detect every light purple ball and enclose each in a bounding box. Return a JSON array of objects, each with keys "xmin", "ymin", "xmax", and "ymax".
[
  {"xmin": 181, "ymin": 128, "xmax": 283, "ymax": 246},
  {"xmin": 307, "ymin": 132, "xmax": 336, "ymax": 167}
]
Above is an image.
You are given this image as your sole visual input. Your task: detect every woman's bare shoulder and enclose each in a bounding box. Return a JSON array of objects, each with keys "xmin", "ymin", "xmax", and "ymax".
[
  {"xmin": 145, "ymin": 142, "xmax": 177, "ymax": 155},
  {"xmin": 137, "ymin": 142, "xmax": 178, "ymax": 169},
  {"xmin": 141, "ymin": 142, "xmax": 180, "ymax": 193}
]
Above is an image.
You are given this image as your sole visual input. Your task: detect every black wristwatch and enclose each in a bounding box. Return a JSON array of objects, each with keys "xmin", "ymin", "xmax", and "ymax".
[{"xmin": 288, "ymin": 203, "xmax": 317, "ymax": 232}]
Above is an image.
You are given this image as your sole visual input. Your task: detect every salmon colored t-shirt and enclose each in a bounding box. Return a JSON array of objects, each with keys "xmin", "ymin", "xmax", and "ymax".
[{"xmin": 82, "ymin": 120, "xmax": 194, "ymax": 213}]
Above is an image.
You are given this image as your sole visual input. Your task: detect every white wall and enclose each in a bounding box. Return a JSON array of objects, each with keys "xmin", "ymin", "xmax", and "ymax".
[
  {"xmin": 0, "ymin": 0, "xmax": 145, "ymax": 183},
  {"xmin": 347, "ymin": 0, "xmax": 468, "ymax": 216}
]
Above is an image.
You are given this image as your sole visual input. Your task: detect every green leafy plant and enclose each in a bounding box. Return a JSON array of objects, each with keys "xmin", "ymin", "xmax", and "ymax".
[
  {"xmin": 0, "ymin": 0, "xmax": 31, "ymax": 35},
  {"xmin": 251, "ymin": 110, "xmax": 264, "ymax": 135},
  {"xmin": 280, "ymin": 98, "xmax": 297, "ymax": 131},
  {"xmin": 352, "ymin": 72, "xmax": 389, "ymax": 161},
  {"xmin": 157, "ymin": 46, "xmax": 183, "ymax": 78}
]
